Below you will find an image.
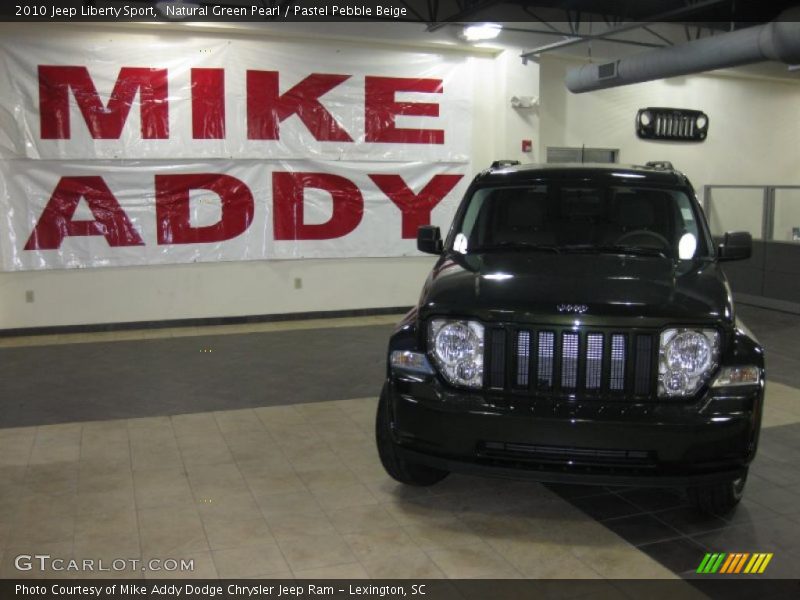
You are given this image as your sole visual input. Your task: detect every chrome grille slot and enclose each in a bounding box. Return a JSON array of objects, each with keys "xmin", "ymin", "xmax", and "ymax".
[
  {"xmin": 516, "ymin": 331, "xmax": 531, "ymax": 387},
  {"xmin": 609, "ymin": 334, "xmax": 626, "ymax": 391},
  {"xmin": 585, "ymin": 333, "xmax": 604, "ymax": 389},
  {"xmin": 561, "ymin": 332, "xmax": 579, "ymax": 389},
  {"xmin": 537, "ymin": 332, "xmax": 555, "ymax": 388}
]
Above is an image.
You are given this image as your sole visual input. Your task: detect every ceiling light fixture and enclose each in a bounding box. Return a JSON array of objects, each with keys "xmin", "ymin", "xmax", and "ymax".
[{"xmin": 461, "ymin": 23, "xmax": 502, "ymax": 42}]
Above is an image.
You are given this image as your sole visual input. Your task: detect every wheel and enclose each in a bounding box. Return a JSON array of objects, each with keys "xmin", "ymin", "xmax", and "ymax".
[
  {"xmin": 375, "ymin": 384, "xmax": 448, "ymax": 486},
  {"xmin": 687, "ymin": 473, "xmax": 747, "ymax": 515}
]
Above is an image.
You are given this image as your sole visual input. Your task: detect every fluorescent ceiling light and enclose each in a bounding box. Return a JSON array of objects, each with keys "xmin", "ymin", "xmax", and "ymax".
[{"xmin": 461, "ymin": 23, "xmax": 502, "ymax": 42}]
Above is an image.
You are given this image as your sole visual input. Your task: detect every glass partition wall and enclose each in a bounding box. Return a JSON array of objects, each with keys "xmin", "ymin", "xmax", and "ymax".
[{"xmin": 705, "ymin": 185, "xmax": 800, "ymax": 312}]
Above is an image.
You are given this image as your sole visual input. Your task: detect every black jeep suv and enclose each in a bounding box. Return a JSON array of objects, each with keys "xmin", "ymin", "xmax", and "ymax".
[{"xmin": 376, "ymin": 162, "xmax": 764, "ymax": 514}]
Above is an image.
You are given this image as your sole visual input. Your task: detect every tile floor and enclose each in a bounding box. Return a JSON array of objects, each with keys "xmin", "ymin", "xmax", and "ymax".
[
  {"xmin": 1, "ymin": 382, "xmax": 798, "ymax": 581},
  {"xmin": 0, "ymin": 394, "xmax": 685, "ymax": 581},
  {"xmin": 0, "ymin": 308, "xmax": 798, "ymax": 584}
]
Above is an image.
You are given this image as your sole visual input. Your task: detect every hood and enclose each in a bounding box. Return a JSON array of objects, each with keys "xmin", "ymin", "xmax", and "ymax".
[{"xmin": 419, "ymin": 252, "xmax": 733, "ymax": 326}]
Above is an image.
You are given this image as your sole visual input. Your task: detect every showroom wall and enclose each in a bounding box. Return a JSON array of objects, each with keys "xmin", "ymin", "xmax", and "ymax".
[
  {"xmin": 0, "ymin": 24, "xmax": 539, "ymax": 330},
  {"xmin": 538, "ymin": 54, "xmax": 800, "ymax": 209},
  {"xmin": 7, "ymin": 26, "xmax": 797, "ymax": 331}
]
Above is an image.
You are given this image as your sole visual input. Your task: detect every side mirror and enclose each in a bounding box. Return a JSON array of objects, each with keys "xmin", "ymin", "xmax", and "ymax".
[
  {"xmin": 717, "ymin": 231, "xmax": 752, "ymax": 261},
  {"xmin": 417, "ymin": 225, "xmax": 443, "ymax": 255}
]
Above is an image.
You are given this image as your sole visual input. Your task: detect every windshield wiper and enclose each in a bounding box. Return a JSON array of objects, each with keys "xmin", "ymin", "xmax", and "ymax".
[
  {"xmin": 558, "ymin": 244, "xmax": 670, "ymax": 259},
  {"xmin": 469, "ymin": 242, "xmax": 561, "ymax": 253}
]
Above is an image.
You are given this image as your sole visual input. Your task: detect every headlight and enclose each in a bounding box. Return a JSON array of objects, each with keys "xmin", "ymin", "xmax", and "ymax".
[
  {"xmin": 428, "ymin": 319, "xmax": 484, "ymax": 388},
  {"xmin": 658, "ymin": 328, "xmax": 719, "ymax": 397}
]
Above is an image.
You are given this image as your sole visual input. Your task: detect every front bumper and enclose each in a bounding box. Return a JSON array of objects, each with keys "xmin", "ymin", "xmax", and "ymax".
[{"xmin": 387, "ymin": 376, "xmax": 763, "ymax": 488}]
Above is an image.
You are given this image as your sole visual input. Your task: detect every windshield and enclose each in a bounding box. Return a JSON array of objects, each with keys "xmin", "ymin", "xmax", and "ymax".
[{"xmin": 451, "ymin": 184, "xmax": 709, "ymax": 259}]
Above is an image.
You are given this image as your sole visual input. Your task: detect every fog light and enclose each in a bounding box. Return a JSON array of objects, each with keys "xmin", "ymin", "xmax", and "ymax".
[
  {"xmin": 664, "ymin": 369, "xmax": 688, "ymax": 393},
  {"xmin": 390, "ymin": 351, "xmax": 434, "ymax": 375},
  {"xmin": 711, "ymin": 365, "xmax": 760, "ymax": 387},
  {"xmin": 456, "ymin": 361, "xmax": 478, "ymax": 381}
]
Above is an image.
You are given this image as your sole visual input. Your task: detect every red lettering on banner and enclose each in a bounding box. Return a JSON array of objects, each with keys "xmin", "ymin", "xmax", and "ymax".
[
  {"xmin": 365, "ymin": 77, "xmax": 444, "ymax": 144},
  {"xmin": 191, "ymin": 68, "xmax": 225, "ymax": 139},
  {"xmin": 155, "ymin": 174, "xmax": 254, "ymax": 244},
  {"xmin": 273, "ymin": 172, "xmax": 363, "ymax": 240},
  {"xmin": 38, "ymin": 66, "xmax": 169, "ymax": 139},
  {"xmin": 370, "ymin": 174, "xmax": 462, "ymax": 238},
  {"xmin": 247, "ymin": 71, "xmax": 353, "ymax": 141},
  {"xmin": 24, "ymin": 176, "xmax": 145, "ymax": 250},
  {"xmin": 35, "ymin": 67, "xmax": 452, "ymax": 146},
  {"xmin": 21, "ymin": 170, "xmax": 463, "ymax": 254}
]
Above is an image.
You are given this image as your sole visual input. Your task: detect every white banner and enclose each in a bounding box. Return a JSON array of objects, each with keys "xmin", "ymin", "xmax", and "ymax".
[
  {"xmin": 0, "ymin": 28, "xmax": 473, "ymax": 270},
  {"xmin": 0, "ymin": 29, "xmax": 472, "ymax": 162},
  {"xmin": 0, "ymin": 159, "xmax": 467, "ymax": 270}
]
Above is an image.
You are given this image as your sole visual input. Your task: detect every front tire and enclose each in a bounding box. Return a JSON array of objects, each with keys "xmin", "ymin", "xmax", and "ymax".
[
  {"xmin": 687, "ymin": 472, "xmax": 747, "ymax": 515},
  {"xmin": 375, "ymin": 384, "xmax": 448, "ymax": 486}
]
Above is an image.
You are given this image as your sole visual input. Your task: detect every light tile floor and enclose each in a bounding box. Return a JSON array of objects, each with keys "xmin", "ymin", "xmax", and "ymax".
[{"xmin": 0, "ymin": 394, "xmax": 689, "ymax": 581}]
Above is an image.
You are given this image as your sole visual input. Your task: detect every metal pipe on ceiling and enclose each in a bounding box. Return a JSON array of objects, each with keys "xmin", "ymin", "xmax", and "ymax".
[
  {"xmin": 565, "ymin": 8, "xmax": 800, "ymax": 93},
  {"xmin": 519, "ymin": 0, "xmax": 728, "ymax": 60}
]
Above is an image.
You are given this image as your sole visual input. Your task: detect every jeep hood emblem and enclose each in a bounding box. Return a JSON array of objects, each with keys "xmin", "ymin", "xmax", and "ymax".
[{"xmin": 557, "ymin": 304, "xmax": 588, "ymax": 314}]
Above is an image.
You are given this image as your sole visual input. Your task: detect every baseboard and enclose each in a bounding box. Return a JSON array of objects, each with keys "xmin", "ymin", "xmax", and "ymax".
[
  {"xmin": 0, "ymin": 306, "xmax": 413, "ymax": 338},
  {"xmin": 735, "ymin": 293, "xmax": 800, "ymax": 316}
]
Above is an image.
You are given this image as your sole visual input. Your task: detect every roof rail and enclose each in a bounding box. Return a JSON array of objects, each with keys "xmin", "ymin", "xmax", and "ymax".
[
  {"xmin": 490, "ymin": 160, "xmax": 521, "ymax": 169},
  {"xmin": 644, "ymin": 161, "xmax": 675, "ymax": 170}
]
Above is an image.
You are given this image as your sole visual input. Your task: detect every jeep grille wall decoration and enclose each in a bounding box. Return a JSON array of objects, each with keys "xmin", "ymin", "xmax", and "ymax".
[{"xmin": 636, "ymin": 108, "xmax": 709, "ymax": 142}]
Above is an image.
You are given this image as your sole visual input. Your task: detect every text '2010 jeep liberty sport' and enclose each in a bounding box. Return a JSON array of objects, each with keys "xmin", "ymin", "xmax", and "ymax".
[{"xmin": 376, "ymin": 162, "xmax": 764, "ymax": 514}]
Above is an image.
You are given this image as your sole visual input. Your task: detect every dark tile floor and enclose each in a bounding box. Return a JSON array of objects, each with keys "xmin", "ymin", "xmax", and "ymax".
[
  {"xmin": 738, "ymin": 304, "xmax": 800, "ymax": 389},
  {"xmin": 0, "ymin": 325, "xmax": 392, "ymax": 428},
  {"xmin": 547, "ymin": 421, "xmax": 800, "ymax": 580}
]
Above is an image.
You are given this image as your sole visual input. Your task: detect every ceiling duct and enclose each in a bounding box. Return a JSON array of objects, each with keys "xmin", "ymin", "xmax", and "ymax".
[{"xmin": 565, "ymin": 8, "xmax": 800, "ymax": 93}]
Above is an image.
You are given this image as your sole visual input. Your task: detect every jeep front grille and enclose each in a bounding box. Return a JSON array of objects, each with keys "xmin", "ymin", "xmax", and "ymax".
[
  {"xmin": 487, "ymin": 327, "xmax": 656, "ymax": 398},
  {"xmin": 636, "ymin": 107, "xmax": 709, "ymax": 142}
]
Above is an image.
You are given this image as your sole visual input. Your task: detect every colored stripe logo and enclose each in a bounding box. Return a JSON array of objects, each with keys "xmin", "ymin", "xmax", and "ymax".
[{"xmin": 697, "ymin": 552, "xmax": 773, "ymax": 574}]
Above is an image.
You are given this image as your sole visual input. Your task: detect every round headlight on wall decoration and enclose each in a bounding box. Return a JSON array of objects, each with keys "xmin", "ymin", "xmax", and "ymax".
[{"xmin": 428, "ymin": 319, "xmax": 484, "ymax": 389}]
